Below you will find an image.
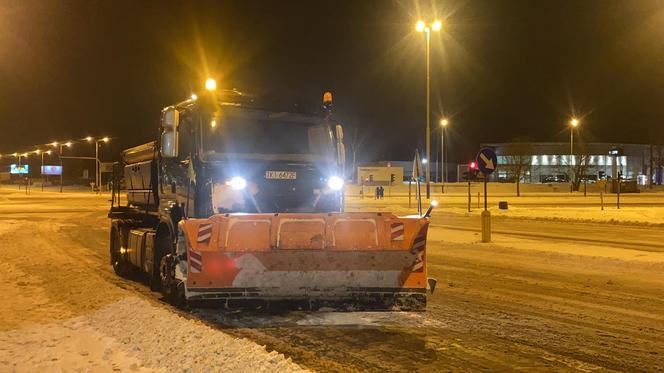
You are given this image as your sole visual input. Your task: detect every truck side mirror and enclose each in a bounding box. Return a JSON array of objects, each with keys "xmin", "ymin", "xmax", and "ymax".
[{"xmin": 160, "ymin": 109, "xmax": 179, "ymax": 158}]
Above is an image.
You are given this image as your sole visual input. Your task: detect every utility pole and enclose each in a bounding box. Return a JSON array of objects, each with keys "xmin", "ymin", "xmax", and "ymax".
[{"xmin": 425, "ymin": 27, "xmax": 431, "ymax": 198}]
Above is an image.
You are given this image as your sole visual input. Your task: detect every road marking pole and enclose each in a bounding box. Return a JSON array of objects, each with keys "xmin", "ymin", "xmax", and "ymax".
[
  {"xmin": 481, "ymin": 210, "xmax": 491, "ymax": 243},
  {"xmin": 467, "ymin": 180, "xmax": 471, "ymax": 212},
  {"xmin": 617, "ymin": 176, "xmax": 621, "ymax": 210}
]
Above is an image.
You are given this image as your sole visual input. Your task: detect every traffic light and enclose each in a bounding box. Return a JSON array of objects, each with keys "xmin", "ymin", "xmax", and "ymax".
[
  {"xmin": 390, "ymin": 173, "xmax": 395, "ymax": 183},
  {"xmin": 466, "ymin": 161, "xmax": 479, "ymax": 181}
]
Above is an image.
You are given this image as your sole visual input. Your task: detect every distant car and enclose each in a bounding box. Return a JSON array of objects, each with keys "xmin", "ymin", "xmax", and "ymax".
[{"xmin": 541, "ymin": 175, "xmax": 567, "ymax": 183}]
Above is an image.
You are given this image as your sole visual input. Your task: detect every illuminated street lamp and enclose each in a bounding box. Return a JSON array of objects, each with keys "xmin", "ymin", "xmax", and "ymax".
[
  {"xmin": 569, "ymin": 117, "xmax": 580, "ymax": 191},
  {"xmin": 86, "ymin": 137, "xmax": 111, "ymax": 192},
  {"xmin": 14, "ymin": 152, "xmax": 24, "ymax": 167},
  {"xmin": 415, "ymin": 19, "xmax": 442, "ymax": 196},
  {"xmin": 439, "ymin": 118, "xmax": 449, "ymax": 183},
  {"xmin": 41, "ymin": 150, "xmax": 52, "ymax": 191},
  {"xmin": 59, "ymin": 141, "xmax": 72, "ymax": 193},
  {"xmin": 205, "ymin": 78, "xmax": 217, "ymax": 91}
]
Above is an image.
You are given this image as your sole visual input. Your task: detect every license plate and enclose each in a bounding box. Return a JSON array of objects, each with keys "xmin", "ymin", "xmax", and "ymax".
[{"xmin": 265, "ymin": 171, "xmax": 297, "ymax": 180}]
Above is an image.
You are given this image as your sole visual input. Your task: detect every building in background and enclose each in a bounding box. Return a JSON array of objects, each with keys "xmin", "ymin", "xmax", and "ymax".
[
  {"xmin": 480, "ymin": 142, "xmax": 653, "ymax": 185},
  {"xmin": 356, "ymin": 162, "xmax": 405, "ymax": 185}
]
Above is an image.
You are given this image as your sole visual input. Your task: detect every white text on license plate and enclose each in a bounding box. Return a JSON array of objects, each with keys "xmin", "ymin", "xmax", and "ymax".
[{"xmin": 265, "ymin": 171, "xmax": 297, "ymax": 179}]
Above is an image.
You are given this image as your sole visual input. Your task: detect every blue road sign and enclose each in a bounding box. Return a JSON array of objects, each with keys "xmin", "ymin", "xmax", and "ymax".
[{"xmin": 476, "ymin": 148, "xmax": 497, "ymax": 175}]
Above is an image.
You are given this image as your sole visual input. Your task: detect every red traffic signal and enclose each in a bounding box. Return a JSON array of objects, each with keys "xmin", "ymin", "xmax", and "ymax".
[{"xmin": 469, "ymin": 161, "xmax": 477, "ymax": 170}]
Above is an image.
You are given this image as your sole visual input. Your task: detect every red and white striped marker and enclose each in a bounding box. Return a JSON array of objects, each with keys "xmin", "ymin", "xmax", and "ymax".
[
  {"xmin": 410, "ymin": 232, "xmax": 426, "ymax": 273},
  {"xmin": 197, "ymin": 223, "xmax": 212, "ymax": 244},
  {"xmin": 391, "ymin": 222, "xmax": 405, "ymax": 241},
  {"xmin": 189, "ymin": 249, "xmax": 202, "ymax": 273}
]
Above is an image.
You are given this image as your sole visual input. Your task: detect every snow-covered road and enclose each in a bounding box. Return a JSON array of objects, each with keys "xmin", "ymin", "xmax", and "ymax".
[
  {"xmin": 0, "ymin": 190, "xmax": 307, "ymax": 373},
  {"xmin": 1, "ymin": 189, "xmax": 663, "ymax": 372}
]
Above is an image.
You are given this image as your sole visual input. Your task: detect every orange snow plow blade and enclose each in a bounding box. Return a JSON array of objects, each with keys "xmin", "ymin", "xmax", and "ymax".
[{"xmin": 180, "ymin": 212, "xmax": 430, "ymax": 310}]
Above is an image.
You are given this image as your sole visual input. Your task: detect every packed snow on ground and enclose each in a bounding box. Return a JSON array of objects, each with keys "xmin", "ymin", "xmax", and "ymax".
[
  {"xmin": 347, "ymin": 194, "xmax": 664, "ymax": 225},
  {"xmin": 0, "ymin": 297, "xmax": 308, "ymax": 373},
  {"xmin": 449, "ymin": 205, "xmax": 664, "ymax": 225}
]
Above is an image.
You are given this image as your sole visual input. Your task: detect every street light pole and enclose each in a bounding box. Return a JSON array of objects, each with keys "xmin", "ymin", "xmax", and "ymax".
[
  {"xmin": 57, "ymin": 142, "xmax": 71, "ymax": 193},
  {"xmin": 95, "ymin": 140, "xmax": 99, "ymax": 191},
  {"xmin": 92, "ymin": 137, "xmax": 109, "ymax": 192},
  {"xmin": 425, "ymin": 27, "xmax": 431, "ymax": 191},
  {"xmin": 41, "ymin": 151, "xmax": 45, "ymax": 191},
  {"xmin": 440, "ymin": 118, "xmax": 448, "ymax": 184},
  {"xmin": 416, "ymin": 20, "xmax": 441, "ymax": 198},
  {"xmin": 59, "ymin": 145, "xmax": 64, "ymax": 193},
  {"xmin": 569, "ymin": 118, "xmax": 579, "ymax": 192}
]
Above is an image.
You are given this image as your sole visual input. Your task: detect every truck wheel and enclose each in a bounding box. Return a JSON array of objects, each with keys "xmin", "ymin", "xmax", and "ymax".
[
  {"xmin": 110, "ymin": 225, "xmax": 132, "ymax": 277},
  {"xmin": 150, "ymin": 231, "xmax": 171, "ymax": 291},
  {"xmin": 159, "ymin": 254, "xmax": 185, "ymax": 307}
]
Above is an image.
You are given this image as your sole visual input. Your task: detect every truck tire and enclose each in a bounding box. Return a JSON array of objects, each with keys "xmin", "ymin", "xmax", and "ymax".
[
  {"xmin": 159, "ymin": 254, "xmax": 185, "ymax": 306},
  {"xmin": 110, "ymin": 224, "xmax": 132, "ymax": 277},
  {"xmin": 150, "ymin": 230, "xmax": 171, "ymax": 292}
]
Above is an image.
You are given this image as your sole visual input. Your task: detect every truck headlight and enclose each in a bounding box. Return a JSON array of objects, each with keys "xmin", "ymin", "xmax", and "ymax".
[
  {"xmin": 229, "ymin": 176, "xmax": 247, "ymax": 190},
  {"xmin": 327, "ymin": 176, "xmax": 344, "ymax": 191}
]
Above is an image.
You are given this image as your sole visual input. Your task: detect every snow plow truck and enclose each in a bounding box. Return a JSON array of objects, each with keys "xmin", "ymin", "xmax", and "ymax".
[{"xmin": 108, "ymin": 80, "xmax": 436, "ymax": 310}]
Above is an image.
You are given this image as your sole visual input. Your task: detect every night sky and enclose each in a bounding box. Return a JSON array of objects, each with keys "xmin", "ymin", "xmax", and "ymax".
[{"xmin": 1, "ymin": 0, "xmax": 664, "ymax": 164}]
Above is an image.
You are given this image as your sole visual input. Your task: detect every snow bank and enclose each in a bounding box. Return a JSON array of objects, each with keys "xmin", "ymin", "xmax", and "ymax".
[{"xmin": 0, "ymin": 297, "xmax": 309, "ymax": 373}]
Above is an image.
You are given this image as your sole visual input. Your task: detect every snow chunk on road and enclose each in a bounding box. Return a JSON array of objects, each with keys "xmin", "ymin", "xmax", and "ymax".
[
  {"xmin": 87, "ymin": 297, "xmax": 308, "ymax": 372},
  {"xmin": 0, "ymin": 297, "xmax": 308, "ymax": 373}
]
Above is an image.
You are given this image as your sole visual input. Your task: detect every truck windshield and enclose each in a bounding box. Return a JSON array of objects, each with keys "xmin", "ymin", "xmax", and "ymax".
[{"xmin": 202, "ymin": 109, "xmax": 333, "ymax": 156}]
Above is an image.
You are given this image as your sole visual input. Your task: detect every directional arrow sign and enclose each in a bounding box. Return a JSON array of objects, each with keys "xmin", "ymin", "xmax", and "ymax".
[{"xmin": 476, "ymin": 148, "xmax": 498, "ymax": 175}]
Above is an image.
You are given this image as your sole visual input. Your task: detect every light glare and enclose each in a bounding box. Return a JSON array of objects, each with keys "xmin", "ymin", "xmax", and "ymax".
[
  {"xmin": 432, "ymin": 20, "xmax": 442, "ymax": 31},
  {"xmin": 230, "ymin": 176, "xmax": 247, "ymax": 190},
  {"xmin": 327, "ymin": 176, "xmax": 344, "ymax": 191},
  {"xmin": 205, "ymin": 78, "xmax": 217, "ymax": 91},
  {"xmin": 416, "ymin": 20, "xmax": 426, "ymax": 32}
]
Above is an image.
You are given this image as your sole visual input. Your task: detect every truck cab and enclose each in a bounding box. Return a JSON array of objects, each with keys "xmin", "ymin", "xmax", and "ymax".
[{"xmin": 158, "ymin": 93, "xmax": 345, "ymax": 218}]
